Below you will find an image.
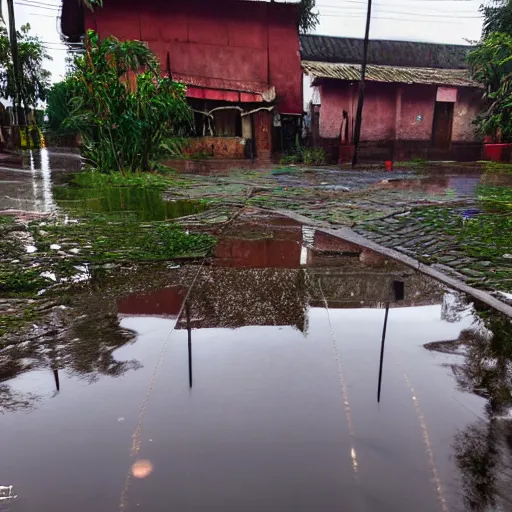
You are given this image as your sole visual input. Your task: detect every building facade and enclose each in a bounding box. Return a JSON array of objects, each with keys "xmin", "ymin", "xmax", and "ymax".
[
  {"xmin": 301, "ymin": 35, "xmax": 484, "ymax": 162},
  {"xmin": 61, "ymin": 0, "xmax": 304, "ymax": 162}
]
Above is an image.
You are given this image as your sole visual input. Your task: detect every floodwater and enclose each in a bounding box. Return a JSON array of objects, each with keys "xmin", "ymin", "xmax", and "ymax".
[
  {"xmin": 0, "ymin": 149, "xmax": 81, "ymax": 213},
  {"xmin": 0, "ymin": 149, "xmax": 208, "ymax": 221},
  {"xmin": 2, "ymin": 212, "xmax": 512, "ymax": 512},
  {"xmin": 54, "ymin": 186, "xmax": 209, "ymax": 222}
]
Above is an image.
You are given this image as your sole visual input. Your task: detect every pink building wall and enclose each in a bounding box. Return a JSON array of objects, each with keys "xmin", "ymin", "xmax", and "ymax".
[
  {"xmin": 452, "ymin": 88, "xmax": 483, "ymax": 142},
  {"xmin": 318, "ymin": 80, "xmax": 480, "ymax": 144},
  {"xmin": 397, "ymin": 85, "xmax": 436, "ymax": 141}
]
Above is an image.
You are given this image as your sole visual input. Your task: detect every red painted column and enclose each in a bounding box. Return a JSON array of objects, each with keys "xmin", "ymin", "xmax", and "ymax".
[{"xmin": 253, "ymin": 110, "xmax": 272, "ymax": 162}]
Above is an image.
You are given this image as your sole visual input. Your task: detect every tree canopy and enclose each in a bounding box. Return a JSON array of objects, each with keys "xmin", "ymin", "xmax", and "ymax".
[
  {"xmin": 481, "ymin": 0, "xmax": 512, "ymax": 38},
  {"xmin": 299, "ymin": 0, "xmax": 319, "ymax": 34},
  {"xmin": 0, "ymin": 23, "xmax": 51, "ymax": 110}
]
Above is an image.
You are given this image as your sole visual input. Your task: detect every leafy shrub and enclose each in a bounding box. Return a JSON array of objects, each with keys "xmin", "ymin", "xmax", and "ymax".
[
  {"xmin": 59, "ymin": 31, "xmax": 192, "ymax": 174},
  {"xmin": 280, "ymin": 146, "xmax": 326, "ymax": 165}
]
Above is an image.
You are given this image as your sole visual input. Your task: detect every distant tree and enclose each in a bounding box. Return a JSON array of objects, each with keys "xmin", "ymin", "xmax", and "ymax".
[
  {"xmin": 0, "ymin": 23, "xmax": 51, "ymax": 111},
  {"xmin": 482, "ymin": 0, "xmax": 512, "ymax": 38},
  {"xmin": 299, "ymin": 0, "xmax": 319, "ymax": 33}
]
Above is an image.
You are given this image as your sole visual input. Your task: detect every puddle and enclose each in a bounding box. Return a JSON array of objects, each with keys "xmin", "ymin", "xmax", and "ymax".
[
  {"xmin": 1, "ymin": 213, "xmax": 512, "ymax": 511},
  {"xmin": 54, "ymin": 186, "xmax": 209, "ymax": 222},
  {"xmin": 272, "ymin": 168, "xmax": 416, "ymax": 191}
]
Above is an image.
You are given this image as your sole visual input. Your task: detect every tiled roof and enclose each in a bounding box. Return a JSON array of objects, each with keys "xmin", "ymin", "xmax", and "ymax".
[
  {"xmin": 300, "ymin": 35, "xmax": 472, "ymax": 70},
  {"xmin": 302, "ymin": 60, "xmax": 480, "ymax": 88}
]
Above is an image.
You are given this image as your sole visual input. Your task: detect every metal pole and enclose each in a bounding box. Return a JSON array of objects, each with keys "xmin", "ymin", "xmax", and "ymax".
[
  {"xmin": 352, "ymin": 0, "xmax": 373, "ymax": 167},
  {"xmin": 6, "ymin": 0, "xmax": 21, "ymax": 126},
  {"xmin": 186, "ymin": 303, "xmax": 193, "ymax": 389},
  {"xmin": 377, "ymin": 302, "xmax": 389, "ymax": 403}
]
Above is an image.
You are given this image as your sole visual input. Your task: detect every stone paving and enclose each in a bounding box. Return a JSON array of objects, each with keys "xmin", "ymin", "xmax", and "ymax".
[{"xmin": 166, "ymin": 164, "xmax": 512, "ymax": 300}]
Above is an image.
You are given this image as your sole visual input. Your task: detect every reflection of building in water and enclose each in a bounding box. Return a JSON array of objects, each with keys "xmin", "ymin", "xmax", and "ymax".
[{"xmin": 118, "ymin": 219, "xmax": 445, "ymax": 331}]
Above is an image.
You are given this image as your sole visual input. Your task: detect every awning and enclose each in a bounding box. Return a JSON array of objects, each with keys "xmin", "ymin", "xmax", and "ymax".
[
  {"xmin": 302, "ymin": 60, "xmax": 480, "ymax": 88},
  {"xmin": 172, "ymin": 73, "xmax": 277, "ymax": 103}
]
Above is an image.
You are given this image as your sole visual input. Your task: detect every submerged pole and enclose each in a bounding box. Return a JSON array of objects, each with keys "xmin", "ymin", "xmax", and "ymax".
[
  {"xmin": 352, "ymin": 0, "xmax": 373, "ymax": 167},
  {"xmin": 377, "ymin": 302, "xmax": 390, "ymax": 403}
]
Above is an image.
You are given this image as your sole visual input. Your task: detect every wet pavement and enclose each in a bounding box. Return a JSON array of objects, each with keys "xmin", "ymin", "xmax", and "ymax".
[
  {"xmin": 0, "ymin": 149, "xmax": 81, "ymax": 213},
  {"xmin": 2, "ymin": 211, "xmax": 512, "ymax": 511}
]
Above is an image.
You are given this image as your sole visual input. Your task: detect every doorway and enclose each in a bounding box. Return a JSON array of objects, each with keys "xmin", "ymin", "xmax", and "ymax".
[{"xmin": 432, "ymin": 101, "xmax": 454, "ymax": 150}]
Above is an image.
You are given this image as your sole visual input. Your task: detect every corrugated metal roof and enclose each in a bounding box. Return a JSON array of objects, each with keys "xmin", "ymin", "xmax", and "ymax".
[
  {"xmin": 302, "ymin": 60, "xmax": 480, "ymax": 88},
  {"xmin": 300, "ymin": 35, "xmax": 472, "ymax": 70}
]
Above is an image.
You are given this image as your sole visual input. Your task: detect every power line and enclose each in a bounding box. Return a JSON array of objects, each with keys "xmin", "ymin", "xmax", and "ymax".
[
  {"xmin": 321, "ymin": 6, "xmax": 481, "ymax": 17},
  {"xmin": 17, "ymin": 0, "xmax": 60, "ymax": 6},
  {"xmin": 16, "ymin": 2, "xmax": 59, "ymax": 10},
  {"xmin": 318, "ymin": 2, "xmax": 479, "ymax": 15},
  {"xmin": 319, "ymin": 12, "xmax": 479, "ymax": 23}
]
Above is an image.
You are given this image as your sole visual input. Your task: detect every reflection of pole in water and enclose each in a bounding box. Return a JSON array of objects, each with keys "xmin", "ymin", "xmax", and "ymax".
[
  {"xmin": 377, "ymin": 281, "xmax": 405, "ymax": 403},
  {"xmin": 186, "ymin": 303, "xmax": 192, "ymax": 388},
  {"xmin": 53, "ymin": 369, "xmax": 60, "ymax": 393},
  {"xmin": 377, "ymin": 303, "xmax": 389, "ymax": 403}
]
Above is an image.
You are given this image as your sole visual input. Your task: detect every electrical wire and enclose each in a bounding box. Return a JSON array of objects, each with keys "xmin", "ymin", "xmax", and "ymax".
[
  {"xmin": 16, "ymin": 2, "xmax": 60, "ymax": 10},
  {"xmin": 319, "ymin": 13, "xmax": 480, "ymax": 23},
  {"xmin": 320, "ymin": 6, "xmax": 481, "ymax": 18}
]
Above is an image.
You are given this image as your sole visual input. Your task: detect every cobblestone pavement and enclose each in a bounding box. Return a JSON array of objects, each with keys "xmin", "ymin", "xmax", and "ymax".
[{"xmin": 167, "ymin": 164, "xmax": 512, "ymax": 299}]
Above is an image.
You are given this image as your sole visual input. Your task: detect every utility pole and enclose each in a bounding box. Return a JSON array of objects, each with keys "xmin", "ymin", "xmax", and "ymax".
[
  {"xmin": 351, "ymin": 0, "xmax": 373, "ymax": 167},
  {"xmin": 6, "ymin": 0, "xmax": 21, "ymax": 126}
]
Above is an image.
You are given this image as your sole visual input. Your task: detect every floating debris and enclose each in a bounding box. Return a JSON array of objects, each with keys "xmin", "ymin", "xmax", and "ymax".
[{"xmin": 0, "ymin": 485, "xmax": 17, "ymax": 501}]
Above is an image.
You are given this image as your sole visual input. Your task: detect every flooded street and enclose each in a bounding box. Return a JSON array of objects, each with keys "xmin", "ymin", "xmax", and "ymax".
[
  {"xmin": 0, "ymin": 149, "xmax": 81, "ymax": 213},
  {"xmin": 2, "ymin": 206, "xmax": 511, "ymax": 511},
  {"xmin": 1, "ymin": 154, "xmax": 512, "ymax": 510}
]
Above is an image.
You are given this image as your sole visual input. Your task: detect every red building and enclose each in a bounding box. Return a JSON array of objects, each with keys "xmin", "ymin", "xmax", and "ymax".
[
  {"xmin": 61, "ymin": 0, "xmax": 303, "ymax": 162},
  {"xmin": 301, "ymin": 35, "xmax": 484, "ymax": 163}
]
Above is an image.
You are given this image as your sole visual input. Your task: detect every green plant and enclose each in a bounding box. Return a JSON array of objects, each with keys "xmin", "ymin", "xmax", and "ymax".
[
  {"xmin": 62, "ymin": 30, "xmax": 192, "ymax": 174},
  {"xmin": 468, "ymin": 32, "xmax": 512, "ymax": 142},
  {"xmin": 0, "ymin": 23, "xmax": 51, "ymax": 113},
  {"xmin": 299, "ymin": 0, "xmax": 319, "ymax": 33},
  {"xmin": 46, "ymin": 77, "xmax": 77, "ymax": 135},
  {"xmin": 280, "ymin": 146, "xmax": 326, "ymax": 165},
  {"xmin": 481, "ymin": 0, "xmax": 512, "ymax": 38}
]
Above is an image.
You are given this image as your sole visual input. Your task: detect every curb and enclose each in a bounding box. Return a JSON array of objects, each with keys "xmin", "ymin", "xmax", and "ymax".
[{"xmin": 263, "ymin": 207, "xmax": 512, "ymax": 318}]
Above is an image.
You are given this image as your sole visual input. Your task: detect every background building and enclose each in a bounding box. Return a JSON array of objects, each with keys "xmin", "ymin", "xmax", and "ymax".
[{"xmin": 302, "ymin": 35, "xmax": 484, "ymax": 162}]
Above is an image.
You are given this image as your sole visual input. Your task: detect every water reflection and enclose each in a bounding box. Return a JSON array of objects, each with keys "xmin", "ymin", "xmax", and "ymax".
[
  {"xmin": 0, "ymin": 149, "xmax": 81, "ymax": 212},
  {"xmin": 0, "ymin": 278, "xmax": 153, "ymax": 413},
  {"xmin": 54, "ymin": 186, "xmax": 209, "ymax": 222},
  {"xmin": 3, "ymin": 210, "xmax": 512, "ymax": 511},
  {"xmin": 427, "ymin": 304, "xmax": 512, "ymax": 511}
]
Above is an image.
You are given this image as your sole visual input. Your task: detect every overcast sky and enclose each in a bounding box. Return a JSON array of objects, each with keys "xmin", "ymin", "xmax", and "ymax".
[{"xmin": 4, "ymin": 0, "xmax": 485, "ymax": 84}]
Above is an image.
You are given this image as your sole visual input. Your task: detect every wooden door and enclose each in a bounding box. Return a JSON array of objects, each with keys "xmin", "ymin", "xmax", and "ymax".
[{"xmin": 432, "ymin": 101, "xmax": 454, "ymax": 150}]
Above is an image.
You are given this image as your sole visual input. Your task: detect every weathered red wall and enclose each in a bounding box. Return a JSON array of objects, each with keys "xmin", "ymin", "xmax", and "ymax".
[
  {"xmin": 183, "ymin": 137, "xmax": 246, "ymax": 159},
  {"xmin": 318, "ymin": 79, "xmax": 480, "ymax": 143},
  {"xmin": 85, "ymin": 0, "xmax": 302, "ymax": 114},
  {"xmin": 397, "ymin": 84, "xmax": 436, "ymax": 141},
  {"xmin": 452, "ymin": 87, "xmax": 482, "ymax": 142}
]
